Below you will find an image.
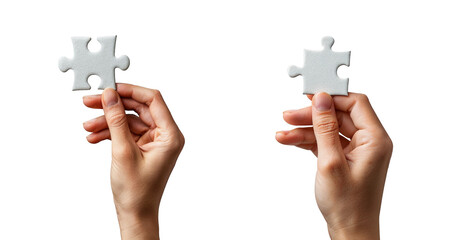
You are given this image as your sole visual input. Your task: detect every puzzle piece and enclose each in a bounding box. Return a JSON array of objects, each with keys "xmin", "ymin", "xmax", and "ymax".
[
  {"xmin": 288, "ymin": 36, "xmax": 350, "ymax": 96},
  {"xmin": 58, "ymin": 36, "xmax": 130, "ymax": 91}
]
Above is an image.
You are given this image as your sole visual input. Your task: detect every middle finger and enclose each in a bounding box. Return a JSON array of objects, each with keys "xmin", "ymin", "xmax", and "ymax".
[{"xmin": 83, "ymin": 114, "xmax": 149, "ymax": 135}]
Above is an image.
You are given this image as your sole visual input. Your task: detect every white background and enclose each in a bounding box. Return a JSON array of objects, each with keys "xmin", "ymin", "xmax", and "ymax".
[{"xmin": 0, "ymin": 0, "xmax": 450, "ymax": 239}]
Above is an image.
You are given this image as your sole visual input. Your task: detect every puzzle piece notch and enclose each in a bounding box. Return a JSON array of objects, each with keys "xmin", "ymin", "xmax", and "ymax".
[
  {"xmin": 288, "ymin": 36, "xmax": 350, "ymax": 96},
  {"xmin": 58, "ymin": 36, "xmax": 130, "ymax": 91}
]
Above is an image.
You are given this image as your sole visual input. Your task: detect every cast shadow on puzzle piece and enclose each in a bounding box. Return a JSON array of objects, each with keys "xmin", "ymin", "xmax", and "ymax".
[
  {"xmin": 288, "ymin": 36, "xmax": 350, "ymax": 96},
  {"xmin": 58, "ymin": 35, "xmax": 130, "ymax": 91}
]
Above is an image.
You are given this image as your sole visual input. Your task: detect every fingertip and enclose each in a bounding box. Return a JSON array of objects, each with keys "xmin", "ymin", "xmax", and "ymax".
[
  {"xmin": 116, "ymin": 82, "xmax": 126, "ymax": 90},
  {"xmin": 312, "ymin": 92, "xmax": 331, "ymax": 100},
  {"xmin": 311, "ymin": 92, "xmax": 332, "ymax": 107},
  {"xmin": 275, "ymin": 131, "xmax": 288, "ymax": 141},
  {"xmin": 283, "ymin": 110, "xmax": 296, "ymax": 118},
  {"xmin": 83, "ymin": 94, "xmax": 101, "ymax": 100},
  {"xmin": 82, "ymin": 95, "xmax": 91, "ymax": 106},
  {"xmin": 312, "ymin": 92, "xmax": 333, "ymax": 112},
  {"xmin": 83, "ymin": 121, "xmax": 98, "ymax": 132},
  {"xmin": 102, "ymin": 87, "xmax": 117, "ymax": 96},
  {"xmin": 116, "ymin": 83, "xmax": 133, "ymax": 96},
  {"xmin": 83, "ymin": 94, "xmax": 102, "ymax": 108},
  {"xmin": 86, "ymin": 134, "xmax": 96, "ymax": 144},
  {"xmin": 86, "ymin": 134, "xmax": 109, "ymax": 144},
  {"xmin": 282, "ymin": 110, "xmax": 292, "ymax": 121},
  {"xmin": 82, "ymin": 121, "xmax": 89, "ymax": 131},
  {"xmin": 102, "ymin": 88, "xmax": 119, "ymax": 108}
]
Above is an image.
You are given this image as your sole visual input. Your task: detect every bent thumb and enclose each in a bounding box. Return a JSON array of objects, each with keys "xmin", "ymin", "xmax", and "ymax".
[
  {"xmin": 312, "ymin": 93, "xmax": 345, "ymax": 166},
  {"xmin": 102, "ymin": 88, "xmax": 133, "ymax": 145}
]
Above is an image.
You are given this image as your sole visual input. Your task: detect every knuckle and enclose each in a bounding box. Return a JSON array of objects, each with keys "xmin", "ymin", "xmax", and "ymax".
[
  {"xmin": 158, "ymin": 129, "xmax": 185, "ymax": 152},
  {"xmin": 137, "ymin": 104, "xmax": 147, "ymax": 115},
  {"xmin": 179, "ymin": 133, "xmax": 186, "ymax": 147},
  {"xmin": 153, "ymin": 89, "xmax": 162, "ymax": 97},
  {"xmin": 107, "ymin": 112, "xmax": 128, "ymax": 128},
  {"xmin": 169, "ymin": 132, "xmax": 185, "ymax": 152},
  {"xmin": 300, "ymin": 144, "xmax": 317, "ymax": 152},
  {"xmin": 365, "ymin": 130, "xmax": 394, "ymax": 160},
  {"xmin": 319, "ymin": 157, "xmax": 346, "ymax": 175},
  {"xmin": 379, "ymin": 134, "xmax": 393, "ymax": 156},
  {"xmin": 356, "ymin": 93, "xmax": 370, "ymax": 103},
  {"xmin": 113, "ymin": 144, "xmax": 136, "ymax": 160},
  {"xmin": 296, "ymin": 133, "xmax": 306, "ymax": 143},
  {"xmin": 372, "ymin": 130, "xmax": 392, "ymax": 147},
  {"xmin": 315, "ymin": 120, "xmax": 339, "ymax": 135},
  {"xmin": 151, "ymin": 89, "xmax": 162, "ymax": 100},
  {"xmin": 386, "ymin": 136, "xmax": 394, "ymax": 152},
  {"xmin": 145, "ymin": 89, "xmax": 163, "ymax": 106}
]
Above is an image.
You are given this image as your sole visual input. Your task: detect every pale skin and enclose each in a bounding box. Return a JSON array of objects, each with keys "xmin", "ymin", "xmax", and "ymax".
[
  {"xmin": 83, "ymin": 83, "xmax": 184, "ymax": 240},
  {"xmin": 82, "ymin": 84, "xmax": 391, "ymax": 239},
  {"xmin": 276, "ymin": 92, "xmax": 393, "ymax": 240}
]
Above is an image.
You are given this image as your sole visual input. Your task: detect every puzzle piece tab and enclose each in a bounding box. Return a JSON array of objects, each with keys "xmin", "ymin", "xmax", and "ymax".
[
  {"xmin": 58, "ymin": 36, "xmax": 130, "ymax": 91},
  {"xmin": 288, "ymin": 36, "xmax": 350, "ymax": 96}
]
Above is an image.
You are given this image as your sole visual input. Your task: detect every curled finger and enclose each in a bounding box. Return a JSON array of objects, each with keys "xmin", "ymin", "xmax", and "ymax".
[
  {"xmin": 84, "ymin": 114, "xmax": 149, "ymax": 136},
  {"xmin": 276, "ymin": 127, "xmax": 316, "ymax": 146},
  {"xmin": 87, "ymin": 128, "xmax": 140, "ymax": 144}
]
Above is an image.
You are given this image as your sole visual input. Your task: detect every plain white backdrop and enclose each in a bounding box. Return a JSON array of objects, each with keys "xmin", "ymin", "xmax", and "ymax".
[{"xmin": 1, "ymin": 0, "xmax": 450, "ymax": 239}]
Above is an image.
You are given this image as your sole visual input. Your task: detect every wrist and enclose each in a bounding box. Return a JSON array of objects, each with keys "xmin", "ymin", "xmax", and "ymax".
[
  {"xmin": 327, "ymin": 218, "xmax": 380, "ymax": 240},
  {"xmin": 116, "ymin": 207, "xmax": 160, "ymax": 240}
]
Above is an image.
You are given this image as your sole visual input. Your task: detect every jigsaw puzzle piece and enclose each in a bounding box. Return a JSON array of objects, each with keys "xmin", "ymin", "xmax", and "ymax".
[
  {"xmin": 58, "ymin": 37, "xmax": 90, "ymax": 73},
  {"xmin": 58, "ymin": 36, "xmax": 130, "ymax": 91},
  {"xmin": 288, "ymin": 65, "xmax": 303, "ymax": 78},
  {"xmin": 73, "ymin": 71, "xmax": 92, "ymax": 90},
  {"xmin": 93, "ymin": 36, "xmax": 130, "ymax": 90},
  {"xmin": 325, "ymin": 49, "xmax": 350, "ymax": 96},
  {"xmin": 288, "ymin": 36, "xmax": 350, "ymax": 96},
  {"xmin": 58, "ymin": 57, "xmax": 71, "ymax": 72},
  {"xmin": 97, "ymin": 36, "xmax": 131, "ymax": 71},
  {"xmin": 97, "ymin": 69, "xmax": 116, "ymax": 90}
]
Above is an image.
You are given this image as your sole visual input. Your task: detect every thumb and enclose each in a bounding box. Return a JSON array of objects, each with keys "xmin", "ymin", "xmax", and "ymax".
[
  {"xmin": 102, "ymin": 88, "xmax": 134, "ymax": 146},
  {"xmin": 312, "ymin": 92, "xmax": 346, "ymax": 169}
]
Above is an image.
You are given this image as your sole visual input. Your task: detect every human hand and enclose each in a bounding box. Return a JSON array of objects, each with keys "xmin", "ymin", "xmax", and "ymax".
[
  {"xmin": 83, "ymin": 83, "xmax": 184, "ymax": 240},
  {"xmin": 276, "ymin": 92, "xmax": 392, "ymax": 240}
]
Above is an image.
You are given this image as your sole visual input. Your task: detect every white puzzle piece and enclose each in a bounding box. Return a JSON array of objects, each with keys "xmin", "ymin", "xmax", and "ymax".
[
  {"xmin": 58, "ymin": 36, "xmax": 130, "ymax": 91},
  {"xmin": 288, "ymin": 36, "xmax": 350, "ymax": 96}
]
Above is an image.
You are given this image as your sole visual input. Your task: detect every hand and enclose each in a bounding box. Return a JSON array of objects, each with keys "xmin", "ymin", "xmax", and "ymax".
[
  {"xmin": 83, "ymin": 83, "xmax": 185, "ymax": 240},
  {"xmin": 276, "ymin": 92, "xmax": 392, "ymax": 240}
]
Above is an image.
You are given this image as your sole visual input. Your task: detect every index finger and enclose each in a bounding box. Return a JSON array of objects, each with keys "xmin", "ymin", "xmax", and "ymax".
[
  {"xmin": 332, "ymin": 93, "xmax": 384, "ymax": 131},
  {"xmin": 306, "ymin": 93, "xmax": 383, "ymax": 132},
  {"xmin": 116, "ymin": 83, "xmax": 177, "ymax": 129}
]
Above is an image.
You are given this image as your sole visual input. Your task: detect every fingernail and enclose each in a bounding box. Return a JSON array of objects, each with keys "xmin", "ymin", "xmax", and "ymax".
[
  {"xmin": 83, "ymin": 94, "xmax": 100, "ymax": 99},
  {"xmin": 86, "ymin": 134, "xmax": 94, "ymax": 143},
  {"xmin": 83, "ymin": 118, "xmax": 95, "ymax": 126},
  {"xmin": 103, "ymin": 88, "xmax": 118, "ymax": 107},
  {"xmin": 276, "ymin": 131, "xmax": 289, "ymax": 137},
  {"xmin": 313, "ymin": 92, "xmax": 332, "ymax": 111},
  {"xmin": 283, "ymin": 110, "xmax": 295, "ymax": 114}
]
